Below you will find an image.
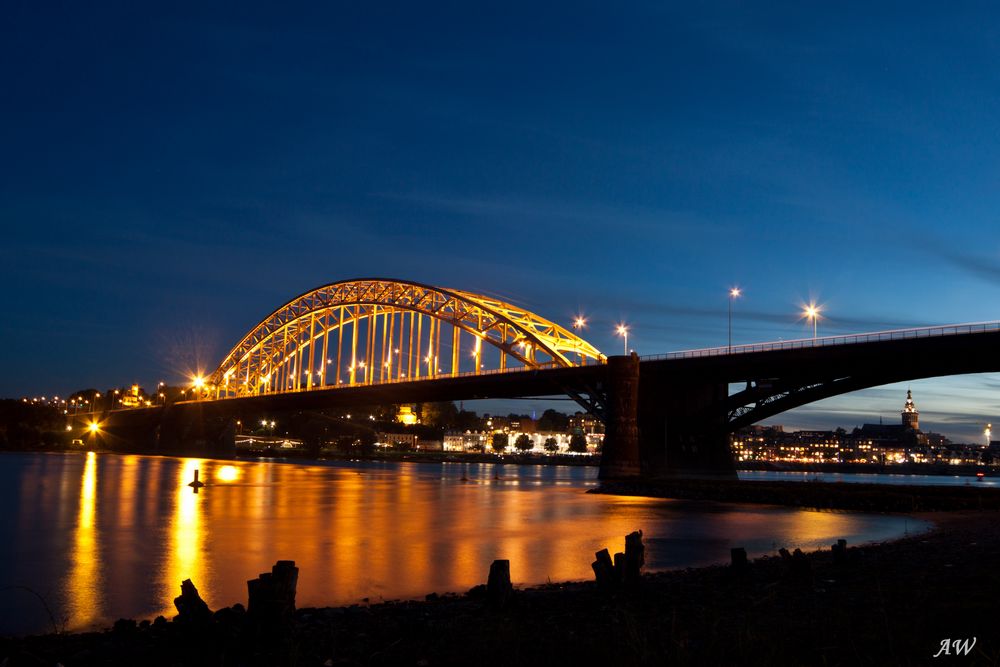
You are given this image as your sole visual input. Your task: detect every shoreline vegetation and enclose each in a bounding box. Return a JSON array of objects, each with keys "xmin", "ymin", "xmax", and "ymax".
[{"xmin": 1, "ymin": 479, "xmax": 998, "ymax": 665}]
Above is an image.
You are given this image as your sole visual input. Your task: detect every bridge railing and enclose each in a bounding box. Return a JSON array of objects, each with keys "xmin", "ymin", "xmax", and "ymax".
[{"xmin": 640, "ymin": 320, "xmax": 1000, "ymax": 361}]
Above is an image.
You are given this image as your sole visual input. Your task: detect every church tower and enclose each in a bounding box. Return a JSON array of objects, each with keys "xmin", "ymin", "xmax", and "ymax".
[{"xmin": 901, "ymin": 389, "xmax": 919, "ymax": 431}]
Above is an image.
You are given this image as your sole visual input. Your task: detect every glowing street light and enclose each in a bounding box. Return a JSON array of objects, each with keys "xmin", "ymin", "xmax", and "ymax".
[
  {"xmin": 616, "ymin": 324, "xmax": 629, "ymax": 355},
  {"xmin": 986, "ymin": 423, "xmax": 992, "ymax": 446},
  {"xmin": 803, "ymin": 304, "xmax": 821, "ymax": 339},
  {"xmin": 573, "ymin": 316, "xmax": 586, "ymax": 331},
  {"xmin": 728, "ymin": 287, "xmax": 741, "ymax": 353}
]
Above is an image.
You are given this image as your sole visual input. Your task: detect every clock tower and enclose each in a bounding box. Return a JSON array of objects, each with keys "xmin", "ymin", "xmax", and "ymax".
[{"xmin": 901, "ymin": 389, "xmax": 919, "ymax": 431}]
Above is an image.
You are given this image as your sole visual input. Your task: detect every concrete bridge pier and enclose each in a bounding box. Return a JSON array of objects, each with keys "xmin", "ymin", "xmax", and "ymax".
[
  {"xmin": 598, "ymin": 353, "xmax": 642, "ymax": 479},
  {"xmin": 597, "ymin": 354, "xmax": 736, "ymax": 480},
  {"xmin": 637, "ymin": 376, "xmax": 736, "ymax": 479}
]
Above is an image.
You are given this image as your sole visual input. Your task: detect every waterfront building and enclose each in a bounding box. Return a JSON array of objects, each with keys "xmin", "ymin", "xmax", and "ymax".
[
  {"xmin": 568, "ymin": 412, "xmax": 604, "ymax": 434},
  {"xmin": 442, "ymin": 430, "xmax": 603, "ymax": 454},
  {"xmin": 396, "ymin": 405, "xmax": 418, "ymax": 425},
  {"xmin": 731, "ymin": 390, "xmax": 983, "ymax": 465}
]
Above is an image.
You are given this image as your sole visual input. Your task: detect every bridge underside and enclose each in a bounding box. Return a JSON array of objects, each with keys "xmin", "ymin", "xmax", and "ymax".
[{"xmin": 632, "ymin": 328, "xmax": 1000, "ymax": 478}]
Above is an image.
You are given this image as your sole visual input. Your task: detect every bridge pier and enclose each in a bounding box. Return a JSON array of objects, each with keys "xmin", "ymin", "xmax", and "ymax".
[
  {"xmin": 637, "ymin": 376, "xmax": 736, "ymax": 479},
  {"xmin": 598, "ymin": 354, "xmax": 641, "ymax": 479},
  {"xmin": 596, "ymin": 354, "xmax": 737, "ymax": 479}
]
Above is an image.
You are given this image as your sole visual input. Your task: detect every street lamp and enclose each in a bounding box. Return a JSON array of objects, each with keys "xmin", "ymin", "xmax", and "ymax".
[
  {"xmin": 803, "ymin": 304, "xmax": 821, "ymax": 339},
  {"xmin": 728, "ymin": 287, "xmax": 741, "ymax": 353},
  {"xmin": 573, "ymin": 316, "xmax": 587, "ymax": 365},
  {"xmin": 616, "ymin": 324, "xmax": 629, "ymax": 355}
]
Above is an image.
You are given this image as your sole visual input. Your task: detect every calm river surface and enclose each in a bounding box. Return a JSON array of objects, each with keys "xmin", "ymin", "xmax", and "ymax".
[{"xmin": 0, "ymin": 452, "xmax": 928, "ymax": 636}]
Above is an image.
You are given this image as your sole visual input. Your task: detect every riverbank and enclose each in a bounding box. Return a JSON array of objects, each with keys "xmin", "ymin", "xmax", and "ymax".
[
  {"xmin": 2, "ymin": 510, "xmax": 998, "ymax": 665},
  {"xmin": 594, "ymin": 477, "xmax": 1000, "ymax": 511}
]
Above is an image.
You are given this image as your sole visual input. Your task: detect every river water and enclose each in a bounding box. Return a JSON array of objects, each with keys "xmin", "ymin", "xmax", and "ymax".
[{"xmin": 0, "ymin": 452, "xmax": 928, "ymax": 636}]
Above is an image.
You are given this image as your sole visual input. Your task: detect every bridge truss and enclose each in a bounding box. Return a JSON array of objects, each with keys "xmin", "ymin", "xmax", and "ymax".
[{"xmin": 207, "ymin": 279, "xmax": 606, "ymax": 398}]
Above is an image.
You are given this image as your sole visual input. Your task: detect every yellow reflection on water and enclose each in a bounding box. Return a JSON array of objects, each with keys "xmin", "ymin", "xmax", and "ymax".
[
  {"xmin": 67, "ymin": 452, "xmax": 100, "ymax": 629},
  {"xmin": 216, "ymin": 465, "xmax": 239, "ymax": 483},
  {"xmin": 116, "ymin": 456, "xmax": 139, "ymax": 528},
  {"xmin": 161, "ymin": 459, "xmax": 207, "ymax": 615}
]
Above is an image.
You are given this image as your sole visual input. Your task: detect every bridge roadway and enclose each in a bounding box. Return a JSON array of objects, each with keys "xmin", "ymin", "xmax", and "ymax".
[{"xmin": 75, "ymin": 321, "xmax": 1000, "ymax": 479}]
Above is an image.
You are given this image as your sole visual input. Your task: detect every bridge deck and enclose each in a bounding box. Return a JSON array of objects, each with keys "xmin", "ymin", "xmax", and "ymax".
[{"xmin": 641, "ymin": 320, "xmax": 1000, "ymax": 361}]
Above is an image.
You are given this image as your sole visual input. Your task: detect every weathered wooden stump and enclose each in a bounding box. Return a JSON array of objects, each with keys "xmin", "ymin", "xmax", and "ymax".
[
  {"xmin": 174, "ymin": 578, "xmax": 212, "ymax": 626},
  {"xmin": 613, "ymin": 552, "xmax": 625, "ymax": 582},
  {"xmin": 248, "ymin": 560, "xmax": 299, "ymax": 623},
  {"xmin": 623, "ymin": 530, "xmax": 645, "ymax": 586},
  {"xmin": 486, "ymin": 559, "xmax": 513, "ymax": 609},
  {"xmin": 591, "ymin": 531, "xmax": 646, "ymax": 589},
  {"xmin": 591, "ymin": 549, "xmax": 616, "ymax": 589}
]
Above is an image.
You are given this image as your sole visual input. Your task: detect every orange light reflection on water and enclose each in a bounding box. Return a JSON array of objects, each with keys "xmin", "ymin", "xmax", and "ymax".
[
  {"xmin": 158, "ymin": 459, "xmax": 207, "ymax": 617},
  {"xmin": 66, "ymin": 452, "xmax": 100, "ymax": 629},
  {"xmin": 20, "ymin": 454, "xmax": 925, "ymax": 633}
]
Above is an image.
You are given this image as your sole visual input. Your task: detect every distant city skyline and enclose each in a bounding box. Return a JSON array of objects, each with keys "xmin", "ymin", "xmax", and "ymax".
[{"xmin": 3, "ymin": 4, "xmax": 1000, "ymax": 442}]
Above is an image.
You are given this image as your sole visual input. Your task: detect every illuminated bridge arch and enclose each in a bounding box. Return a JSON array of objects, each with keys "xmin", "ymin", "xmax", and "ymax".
[{"xmin": 208, "ymin": 278, "xmax": 606, "ymax": 398}]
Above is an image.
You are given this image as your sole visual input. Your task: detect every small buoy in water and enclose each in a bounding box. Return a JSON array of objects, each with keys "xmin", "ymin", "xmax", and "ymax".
[
  {"xmin": 188, "ymin": 469, "xmax": 205, "ymax": 489},
  {"xmin": 460, "ymin": 474, "xmax": 469, "ymax": 482}
]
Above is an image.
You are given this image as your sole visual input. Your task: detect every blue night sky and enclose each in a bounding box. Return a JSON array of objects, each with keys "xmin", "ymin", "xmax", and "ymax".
[{"xmin": 2, "ymin": 3, "xmax": 999, "ymax": 441}]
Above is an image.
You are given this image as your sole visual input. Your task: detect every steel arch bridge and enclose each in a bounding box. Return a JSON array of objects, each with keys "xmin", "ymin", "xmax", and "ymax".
[{"xmin": 207, "ymin": 278, "xmax": 606, "ymax": 399}]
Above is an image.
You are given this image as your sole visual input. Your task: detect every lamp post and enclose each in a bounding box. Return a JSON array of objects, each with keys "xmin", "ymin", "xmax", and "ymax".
[
  {"xmin": 573, "ymin": 316, "xmax": 586, "ymax": 365},
  {"xmin": 728, "ymin": 287, "xmax": 741, "ymax": 353},
  {"xmin": 616, "ymin": 324, "xmax": 629, "ymax": 355},
  {"xmin": 803, "ymin": 304, "xmax": 821, "ymax": 339}
]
